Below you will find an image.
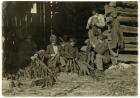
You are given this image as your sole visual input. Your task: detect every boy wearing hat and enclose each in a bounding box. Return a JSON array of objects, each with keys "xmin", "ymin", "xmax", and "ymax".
[
  {"xmin": 44, "ymin": 34, "xmax": 64, "ymax": 86},
  {"xmin": 45, "ymin": 34, "xmax": 59, "ymax": 59}
]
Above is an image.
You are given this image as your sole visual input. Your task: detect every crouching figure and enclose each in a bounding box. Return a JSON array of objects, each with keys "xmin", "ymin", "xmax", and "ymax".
[{"xmin": 94, "ymin": 34, "xmax": 111, "ymax": 76}]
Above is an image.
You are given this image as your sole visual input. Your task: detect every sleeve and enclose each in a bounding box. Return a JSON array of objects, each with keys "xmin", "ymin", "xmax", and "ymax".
[{"xmin": 45, "ymin": 45, "xmax": 51, "ymax": 59}]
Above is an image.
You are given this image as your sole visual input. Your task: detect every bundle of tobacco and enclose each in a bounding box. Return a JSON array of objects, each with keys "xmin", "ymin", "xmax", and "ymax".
[
  {"xmin": 77, "ymin": 52, "xmax": 95, "ymax": 75},
  {"xmin": 64, "ymin": 51, "xmax": 95, "ymax": 76},
  {"xmin": 65, "ymin": 59, "xmax": 80, "ymax": 73},
  {"xmin": 16, "ymin": 50, "xmax": 57, "ymax": 87}
]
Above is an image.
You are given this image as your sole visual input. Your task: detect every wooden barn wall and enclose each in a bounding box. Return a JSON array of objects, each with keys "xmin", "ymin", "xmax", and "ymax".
[
  {"xmin": 115, "ymin": 2, "xmax": 138, "ymax": 62},
  {"xmin": 2, "ymin": 2, "xmax": 52, "ymax": 74}
]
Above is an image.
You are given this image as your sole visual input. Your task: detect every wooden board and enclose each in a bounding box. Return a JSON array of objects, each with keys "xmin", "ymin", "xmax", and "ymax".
[
  {"xmin": 117, "ymin": 2, "xmax": 137, "ymax": 8},
  {"xmin": 117, "ymin": 7, "xmax": 137, "ymax": 16},
  {"xmin": 124, "ymin": 43, "xmax": 137, "ymax": 51},
  {"xmin": 117, "ymin": 11, "xmax": 137, "ymax": 17},
  {"xmin": 117, "ymin": 7, "xmax": 137, "ymax": 12},
  {"xmin": 118, "ymin": 54, "xmax": 137, "ymax": 62},
  {"xmin": 118, "ymin": 16, "xmax": 137, "ymax": 23},
  {"xmin": 125, "ymin": 44, "xmax": 137, "ymax": 48},
  {"xmin": 124, "ymin": 47, "xmax": 138, "ymax": 51},
  {"xmin": 124, "ymin": 37, "xmax": 137, "ymax": 43},
  {"xmin": 120, "ymin": 25, "xmax": 137, "ymax": 34}
]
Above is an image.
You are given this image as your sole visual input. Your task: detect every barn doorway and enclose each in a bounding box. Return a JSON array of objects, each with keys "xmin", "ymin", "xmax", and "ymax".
[{"xmin": 2, "ymin": 1, "xmax": 105, "ymax": 74}]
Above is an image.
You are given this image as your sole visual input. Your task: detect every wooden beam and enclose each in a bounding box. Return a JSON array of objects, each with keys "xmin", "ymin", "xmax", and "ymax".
[
  {"xmin": 124, "ymin": 43, "xmax": 138, "ymax": 51},
  {"xmin": 116, "ymin": 7, "xmax": 137, "ymax": 16},
  {"xmin": 117, "ymin": 2, "xmax": 138, "ymax": 8},
  {"xmin": 118, "ymin": 16, "xmax": 138, "ymax": 23},
  {"xmin": 117, "ymin": 11, "xmax": 137, "ymax": 17},
  {"xmin": 120, "ymin": 25, "xmax": 137, "ymax": 34},
  {"xmin": 117, "ymin": 7, "xmax": 137, "ymax": 13},
  {"xmin": 118, "ymin": 54, "xmax": 137, "ymax": 62},
  {"xmin": 124, "ymin": 37, "xmax": 137, "ymax": 44},
  {"xmin": 124, "ymin": 47, "xmax": 138, "ymax": 51},
  {"xmin": 125, "ymin": 44, "xmax": 137, "ymax": 48}
]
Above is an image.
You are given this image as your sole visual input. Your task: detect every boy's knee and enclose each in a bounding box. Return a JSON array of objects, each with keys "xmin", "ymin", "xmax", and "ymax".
[{"xmin": 96, "ymin": 54, "xmax": 102, "ymax": 59}]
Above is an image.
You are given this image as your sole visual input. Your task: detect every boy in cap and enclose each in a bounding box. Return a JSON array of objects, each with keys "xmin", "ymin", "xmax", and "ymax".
[
  {"xmin": 45, "ymin": 34, "xmax": 58, "ymax": 58},
  {"xmin": 45, "ymin": 34, "xmax": 60, "ymax": 86},
  {"xmin": 65, "ymin": 38, "xmax": 79, "ymax": 73}
]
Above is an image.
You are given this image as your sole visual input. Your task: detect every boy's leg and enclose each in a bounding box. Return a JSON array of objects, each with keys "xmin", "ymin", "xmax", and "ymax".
[{"xmin": 95, "ymin": 54, "xmax": 104, "ymax": 71}]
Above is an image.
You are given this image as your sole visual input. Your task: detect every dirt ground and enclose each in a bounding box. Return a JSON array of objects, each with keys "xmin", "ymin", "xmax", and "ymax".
[{"xmin": 2, "ymin": 63, "xmax": 137, "ymax": 96}]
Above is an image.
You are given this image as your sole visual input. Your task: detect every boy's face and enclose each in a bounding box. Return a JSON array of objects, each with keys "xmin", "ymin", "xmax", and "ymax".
[
  {"xmin": 70, "ymin": 41, "xmax": 75, "ymax": 46},
  {"xmin": 51, "ymin": 41, "xmax": 56, "ymax": 45}
]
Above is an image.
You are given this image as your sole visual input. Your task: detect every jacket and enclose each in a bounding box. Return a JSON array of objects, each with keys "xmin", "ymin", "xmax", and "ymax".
[
  {"xmin": 45, "ymin": 44, "xmax": 60, "ymax": 59},
  {"xmin": 111, "ymin": 18, "xmax": 124, "ymax": 49}
]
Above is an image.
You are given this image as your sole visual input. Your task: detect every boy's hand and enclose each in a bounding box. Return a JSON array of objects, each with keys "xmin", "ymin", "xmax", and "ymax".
[{"xmin": 51, "ymin": 54, "xmax": 56, "ymax": 57}]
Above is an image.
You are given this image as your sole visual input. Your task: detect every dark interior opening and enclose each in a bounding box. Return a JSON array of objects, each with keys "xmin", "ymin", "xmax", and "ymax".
[{"xmin": 2, "ymin": 2, "xmax": 106, "ymax": 74}]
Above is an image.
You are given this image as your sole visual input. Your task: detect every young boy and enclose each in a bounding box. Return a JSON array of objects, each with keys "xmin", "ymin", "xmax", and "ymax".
[
  {"xmin": 65, "ymin": 38, "xmax": 79, "ymax": 73},
  {"xmin": 94, "ymin": 34, "xmax": 111, "ymax": 75}
]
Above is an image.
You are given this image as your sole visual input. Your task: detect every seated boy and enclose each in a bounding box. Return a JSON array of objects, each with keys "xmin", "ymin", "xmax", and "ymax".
[{"xmin": 94, "ymin": 34, "xmax": 111, "ymax": 75}]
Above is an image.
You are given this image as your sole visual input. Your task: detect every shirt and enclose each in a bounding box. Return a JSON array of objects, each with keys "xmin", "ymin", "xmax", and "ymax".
[{"xmin": 53, "ymin": 45, "xmax": 58, "ymax": 54}]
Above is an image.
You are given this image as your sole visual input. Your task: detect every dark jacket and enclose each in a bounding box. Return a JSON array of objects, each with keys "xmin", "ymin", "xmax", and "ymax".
[
  {"xmin": 59, "ymin": 45, "xmax": 67, "ymax": 57},
  {"xmin": 45, "ymin": 44, "xmax": 60, "ymax": 59},
  {"xmin": 65, "ymin": 44, "xmax": 78, "ymax": 59}
]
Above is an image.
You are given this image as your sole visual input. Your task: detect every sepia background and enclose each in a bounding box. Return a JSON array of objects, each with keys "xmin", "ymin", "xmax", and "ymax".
[{"xmin": 2, "ymin": 1, "xmax": 138, "ymax": 96}]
